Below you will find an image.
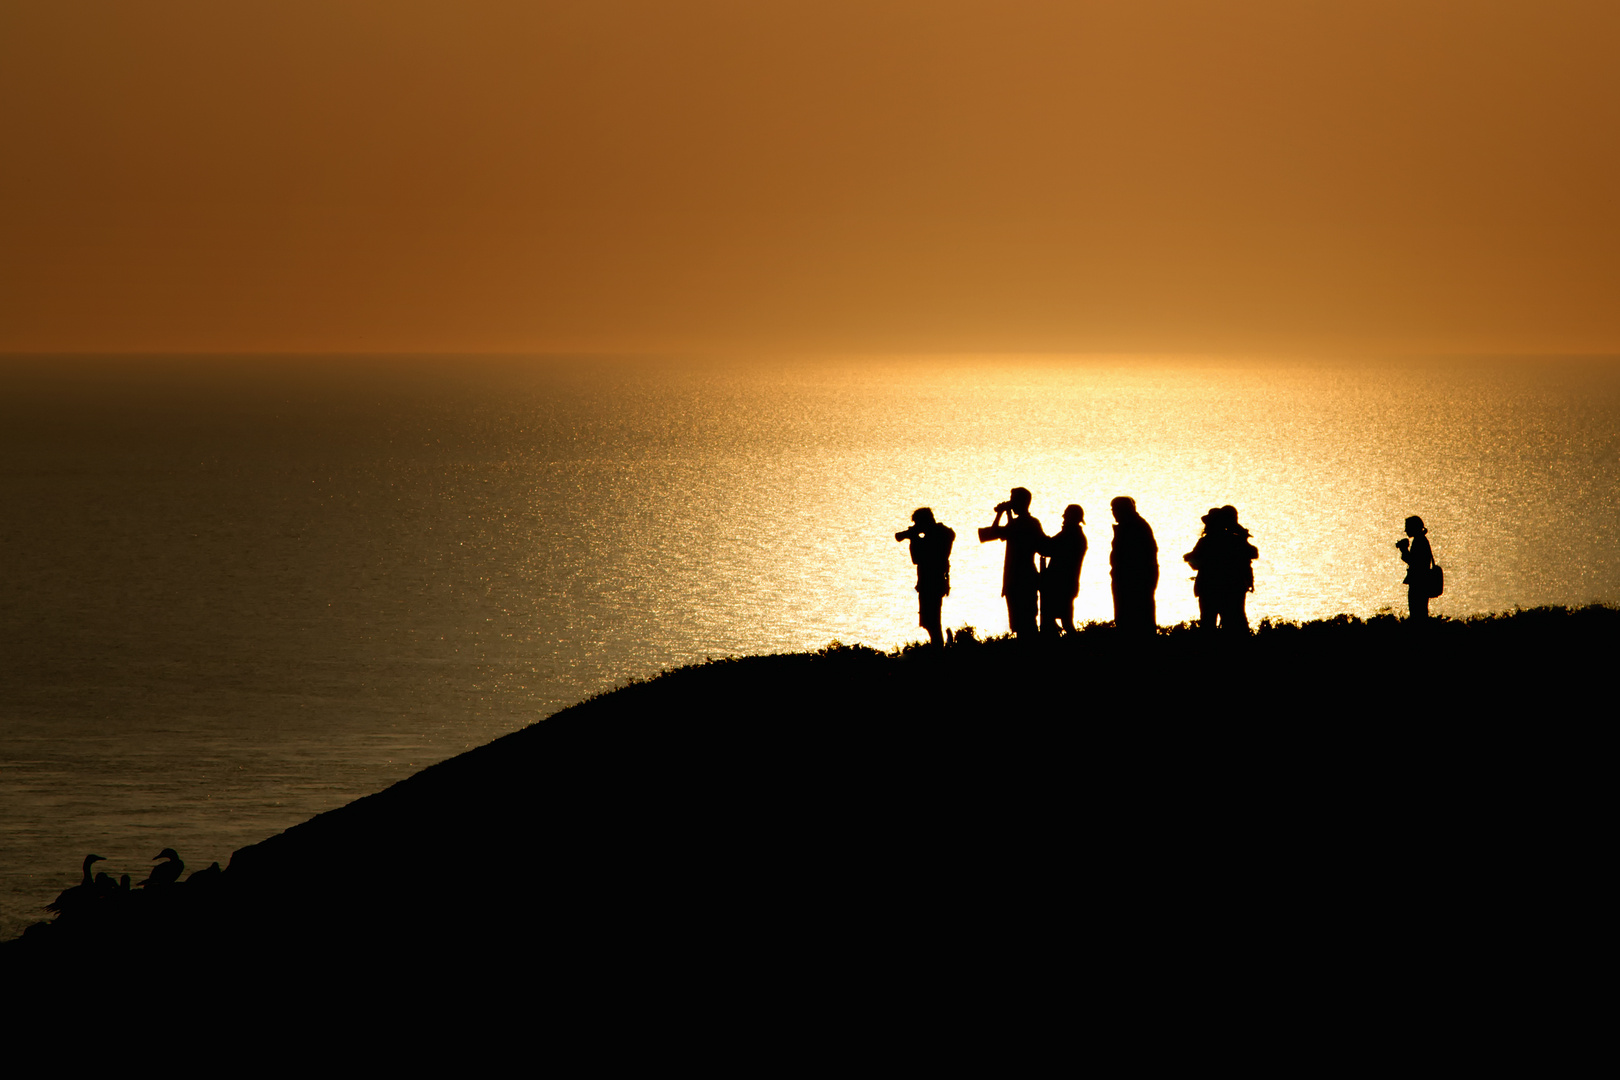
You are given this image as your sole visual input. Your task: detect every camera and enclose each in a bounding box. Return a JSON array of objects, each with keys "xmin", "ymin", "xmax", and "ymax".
[
  {"xmin": 896, "ymin": 525, "xmax": 922, "ymax": 542},
  {"xmin": 1396, "ymin": 538, "xmax": 1410, "ymax": 551},
  {"xmin": 994, "ymin": 501, "xmax": 1013, "ymax": 514}
]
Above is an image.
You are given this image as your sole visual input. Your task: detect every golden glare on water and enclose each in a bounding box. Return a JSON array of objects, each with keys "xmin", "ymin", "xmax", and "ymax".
[
  {"xmin": 690, "ymin": 355, "xmax": 1620, "ymax": 652},
  {"xmin": 6, "ymin": 353, "xmax": 1617, "ymax": 685}
]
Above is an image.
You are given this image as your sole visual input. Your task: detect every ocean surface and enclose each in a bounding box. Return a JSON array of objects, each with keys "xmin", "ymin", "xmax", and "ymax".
[{"xmin": 4, "ymin": 353, "xmax": 1619, "ymax": 937}]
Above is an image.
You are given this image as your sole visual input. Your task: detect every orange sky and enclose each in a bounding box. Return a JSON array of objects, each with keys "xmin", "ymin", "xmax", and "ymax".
[{"xmin": 2, "ymin": 1, "xmax": 1617, "ymax": 354}]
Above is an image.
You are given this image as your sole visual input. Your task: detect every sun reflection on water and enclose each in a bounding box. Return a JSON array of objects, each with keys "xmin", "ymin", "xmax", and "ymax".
[{"xmin": 687, "ymin": 355, "xmax": 1620, "ymax": 653}]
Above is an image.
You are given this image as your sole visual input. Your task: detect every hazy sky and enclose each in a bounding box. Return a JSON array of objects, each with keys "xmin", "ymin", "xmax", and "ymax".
[{"xmin": 3, "ymin": 1, "xmax": 1617, "ymax": 354}]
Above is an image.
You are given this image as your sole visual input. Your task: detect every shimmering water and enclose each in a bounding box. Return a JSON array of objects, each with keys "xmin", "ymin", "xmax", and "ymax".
[{"xmin": 4, "ymin": 354, "xmax": 1618, "ymax": 937}]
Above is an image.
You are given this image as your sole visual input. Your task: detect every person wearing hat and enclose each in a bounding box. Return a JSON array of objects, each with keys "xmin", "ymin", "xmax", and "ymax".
[
  {"xmin": 1039, "ymin": 504, "xmax": 1087, "ymax": 635},
  {"xmin": 1109, "ymin": 496, "xmax": 1160, "ymax": 633},
  {"xmin": 1183, "ymin": 504, "xmax": 1259, "ymax": 632},
  {"xmin": 895, "ymin": 507, "xmax": 955, "ymax": 647}
]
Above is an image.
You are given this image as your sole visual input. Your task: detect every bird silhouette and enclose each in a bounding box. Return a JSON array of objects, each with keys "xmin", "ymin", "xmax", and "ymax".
[
  {"xmin": 139, "ymin": 849, "xmax": 184, "ymax": 889},
  {"xmin": 47, "ymin": 853, "xmax": 106, "ymax": 916},
  {"xmin": 186, "ymin": 862, "xmax": 222, "ymax": 885}
]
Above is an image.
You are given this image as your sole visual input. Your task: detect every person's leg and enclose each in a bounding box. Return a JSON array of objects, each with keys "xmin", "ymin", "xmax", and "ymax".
[
  {"xmin": 1012, "ymin": 589, "xmax": 1038, "ymax": 638},
  {"xmin": 1408, "ymin": 584, "xmax": 1429, "ymax": 620},
  {"xmin": 1056, "ymin": 595, "xmax": 1075, "ymax": 635},
  {"xmin": 1114, "ymin": 582, "xmax": 1140, "ymax": 634},
  {"xmin": 1115, "ymin": 581, "xmax": 1147, "ymax": 632},
  {"xmin": 1119, "ymin": 590, "xmax": 1147, "ymax": 634},
  {"xmin": 1198, "ymin": 593, "xmax": 1217, "ymax": 631},
  {"xmin": 1223, "ymin": 592, "xmax": 1250, "ymax": 633},
  {"xmin": 920, "ymin": 592, "xmax": 944, "ymax": 647}
]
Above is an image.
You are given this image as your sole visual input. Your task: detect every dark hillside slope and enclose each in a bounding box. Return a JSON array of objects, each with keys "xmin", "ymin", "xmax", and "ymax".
[{"xmin": 6, "ymin": 609, "xmax": 1611, "ymax": 993}]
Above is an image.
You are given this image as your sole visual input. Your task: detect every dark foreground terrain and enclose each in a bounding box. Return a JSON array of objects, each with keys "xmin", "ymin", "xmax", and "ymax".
[{"xmin": 4, "ymin": 608, "xmax": 1611, "ymax": 1006}]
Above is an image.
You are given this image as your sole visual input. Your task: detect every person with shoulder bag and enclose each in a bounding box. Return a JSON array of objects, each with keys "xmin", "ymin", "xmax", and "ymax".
[{"xmin": 1396, "ymin": 515, "xmax": 1440, "ymax": 619}]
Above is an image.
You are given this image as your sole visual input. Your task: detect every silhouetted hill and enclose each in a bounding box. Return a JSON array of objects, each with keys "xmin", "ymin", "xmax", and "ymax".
[{"xmin": 5, "ymin": 608, "xmax": 1611, "ymax": 1001}]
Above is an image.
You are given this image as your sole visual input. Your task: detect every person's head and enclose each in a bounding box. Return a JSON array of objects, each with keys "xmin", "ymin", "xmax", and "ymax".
[
  {"xmin": 1405, "ymin": 515, "xmax": 1426, "ymax": 537},
  {"xmin": 1221, "ymin": 505, "xmax": 1239, "ymax": 524},
  {"xmin": 912, "ymin": 507, "xmax": 936, "ymax": 527},
  {"xmin": 1200, "ymin": 506, "xmax": 1221, "ymax": 527},
  {"xmin": 1111, "ymin": 496, "xmax": 1136, "ymax": 522},
  {"xmin": 1063, "ymin": 504, "xmax": 1084, "ymax": 527},
  {"xmin": 1009, "ymin": 487, "xmax": 1032, "ymax": 513}
]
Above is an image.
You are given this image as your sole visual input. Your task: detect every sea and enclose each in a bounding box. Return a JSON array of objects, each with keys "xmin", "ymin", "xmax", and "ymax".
[{"xmin": 4, "ymin": 353, "xmax": 1619, "ymax": 938}]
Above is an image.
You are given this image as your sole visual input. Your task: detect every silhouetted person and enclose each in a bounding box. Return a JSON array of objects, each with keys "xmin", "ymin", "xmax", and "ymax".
[
  {"xmin": 1039, "ymin": 504, "xmax": 1087, "ymax": 634},
  {"xmin": 1398, "ymin": 515, "xmax": 1436, "ymax": 620},
  {"xmin": 1109, "ymin": 496, "xmax": 1159, "ymax": 633},
  {"xmin": 896, "ymin": 507, "xmax": 955, "ymax": 647},
  {"xmin": 1183, "ymin": 505, "xmax": 1259, "ymax": 632},
  {"xmin": 979, "ymin": 487, "xmax": 1047, "ymax": 638}
]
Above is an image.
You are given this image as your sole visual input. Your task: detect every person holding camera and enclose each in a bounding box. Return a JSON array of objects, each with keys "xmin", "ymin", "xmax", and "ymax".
[
  {"xmin": 1397, "ymin": 515, "xmax": 1436, "ymax": 620},
  {"xmin": 978, "ymin": 487, "xmax": 1047, "ymax": 638},
  {"xmin": 896, "ymin": 507, "xmax": 955, "ymax": 647}
]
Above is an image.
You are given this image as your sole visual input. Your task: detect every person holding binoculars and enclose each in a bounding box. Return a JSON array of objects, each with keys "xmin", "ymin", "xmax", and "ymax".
[{"xmin": 978, "ymin": 487, "xmax": 1048, "ymax": 639}]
